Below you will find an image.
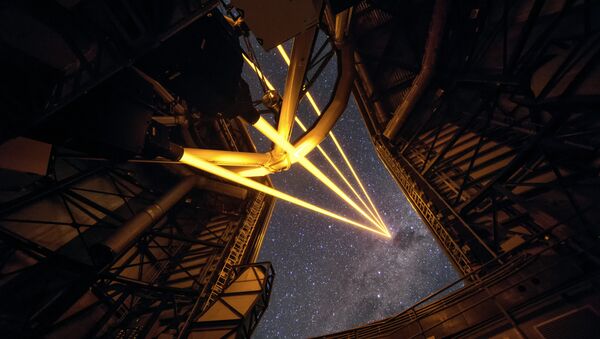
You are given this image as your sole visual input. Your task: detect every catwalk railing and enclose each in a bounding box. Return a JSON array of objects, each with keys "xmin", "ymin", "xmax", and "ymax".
[
  {"xmin": 375, "ymin": 139, "xmax": 473, "ymax": 276},
  {"xmin": 318, "ymin": 229, "xmax": 600, "ymax": 338}
]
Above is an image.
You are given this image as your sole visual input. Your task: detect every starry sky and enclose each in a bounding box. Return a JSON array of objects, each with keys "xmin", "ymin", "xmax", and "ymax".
[{"xmin": 241, "ymin": 35, "xmax": 459, "ymax": 338}]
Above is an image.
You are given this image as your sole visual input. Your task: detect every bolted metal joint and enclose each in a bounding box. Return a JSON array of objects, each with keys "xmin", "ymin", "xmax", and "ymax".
[{"xmin": 261, "ymin": 89, "xmax": 282, "ymax": 113}]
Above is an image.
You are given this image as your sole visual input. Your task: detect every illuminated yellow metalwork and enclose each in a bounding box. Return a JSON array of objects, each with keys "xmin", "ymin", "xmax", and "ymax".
[
  {"xmin": 180, "ymin": 150, "xmax": 390, "ymax": 237},
  {"xmin": 184, "ymin": 148, "xmax": 271, "ymax": 167},
  {"xmin": 243, "ymin": 51, "xmax": 390, "ymax": 236},
  {"xmin": 135, "ymin": 53, "xmax": 389, "ymax": 236},
  {"xmin": 253, "ymin": 117, "xmax": 383, "ymax": 232},
  {"xmin": 243, "ymin": 54, "xmax": 387, "ymax": 233},
  {"xmin": 294, "ymin": 118, "xmax": 387, "ymax": 232},
  {"xmin": 276, "ymin": 46, "xmax": 389, "ymax": 235}
]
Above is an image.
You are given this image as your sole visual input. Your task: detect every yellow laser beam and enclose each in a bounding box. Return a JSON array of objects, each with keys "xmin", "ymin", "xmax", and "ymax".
[
  {"xmin": 243, "ymin": 53, "xmax": 276, "ymax": 91},
  {"xmin": 276, "ymin": 46, "xmax": 390, "ymax": 236},
  {"xmin": 243, "ymin": 53, "xmax": 386, "ymax": 232},
  {"xmin": 279, "ymin": 47, "xmax": 386, "ymax": 228},
  {"xmin": 277, "ymin": 45, "xmax": 290, "ymax": 64},
  {"xmin": 180, "ymin": 150, "xmax": 390, "ymax": 238},
  {"xmin": 253, "ymin": 117, "xmax": 383, "ymax": 232},
  {"xmin": 308, "ymin": 91, "xmax": 388, "ymax": 232},
  {"xmin": 244, "ymin": 50, "xmax": 389, "ymax": 235},
  {"xmin": 294, "ymin": 114, "xmax": 387, "ymax": 232}
]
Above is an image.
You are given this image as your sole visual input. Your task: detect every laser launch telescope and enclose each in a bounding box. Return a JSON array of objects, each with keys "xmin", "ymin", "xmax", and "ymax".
[{"xmin": 1, "ymin": 0, "xmax": 599, "ymax": 338}]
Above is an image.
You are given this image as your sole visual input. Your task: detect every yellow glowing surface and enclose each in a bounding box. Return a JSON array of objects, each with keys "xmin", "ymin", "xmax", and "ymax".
[
  {"xmin": 243, "ymin": 49, "xmax": 390, "ymax": 236},
  {"xmin": 253, "ymin": 117, "xmax": 384, "ymax": 233},
  {"xmin": 180, "ymin": 150, "xmax": 390, "ymax": 238},
  {"xmin": 243, "ymin": 53, "xmax": 276, "ymax": 91},
  {"xmin": 277, "ymin": 45, "xmax": 291, "ymax": 64},
  {"xmin": 276, "ymin": 46, "xmax": 389, "ymax": 235},
  {"xmin": 284, "ymin": 114, "xmax": 387, "ymax": 233},
  {"xmin": 184, "ymin": 148, "xmax": 269, "ymax": 166},
  {"xmin": 244, "ymin": 54, "xmax": 386, "ymax": 231}
]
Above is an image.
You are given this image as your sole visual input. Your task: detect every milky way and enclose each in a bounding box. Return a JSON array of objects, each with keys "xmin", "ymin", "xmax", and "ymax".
[{"xmin": 241, "ymin": 36, "xmax": 459, "ymax": 338}]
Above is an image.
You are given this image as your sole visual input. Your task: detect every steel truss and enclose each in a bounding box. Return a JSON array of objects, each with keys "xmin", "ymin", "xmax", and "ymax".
[
  {"xmin": 352, "ymin": 0, "xmax": 600, "ymax": 274},
  {"xmin": 1, "ymin": 2, "xmax": 278, "ymax": 330},
  {"xmin": 1, "ymin": 0, "xmax": 220, "ymax": 142},
  {"xmin": 319, "ymin": 231, "xmax": 600, "ymax": 338},
  {"xmin": 0, "ymin": 128, "xmax": 274, "ymax": 338}
]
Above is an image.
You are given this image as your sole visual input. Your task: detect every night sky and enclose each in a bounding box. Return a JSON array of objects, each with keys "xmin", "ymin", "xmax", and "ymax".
[{"xmin": 241, "ymin": 36, "xmax": 459, "ymax": 338}]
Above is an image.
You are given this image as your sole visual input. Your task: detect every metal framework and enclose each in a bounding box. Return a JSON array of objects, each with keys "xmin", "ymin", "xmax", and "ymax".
[
  {"xmin": 352, "ymin": 0, "xmax": 600, "ymax": 273},
  {"xmin": 3, "ymin": 0, "xmax": 599, "ymax": 337},
  {"xmin": 1, "ymin": 2, "xmax": 279, "ymax": 335},
  {"xmin": 318, "ymin": 235, "xmax": 599, "ymax": 338},
  {"xmin": 163, "ymin": 8, "xmax": 392, "ymax": 236},
  {"xmin": 335, "ymin": 0, "xmax": 600, "ymax": 336},
  {"xmin": 1, "ymin": 0, "xmax": 220, "ymax": 142},
  {"xmin": 176, "ymin": 12, "xmax": 357, "ymax": 176},
  {"xmin": 0, "ymin": 121, "xmax": 274, "ymax": 338},
  {"xmin": 186, "ymin": 262, "xmax": 275, "ymax": 337},
  {"xmin": 3, "ymin": 3, "xmax": 375, "ymax": 335}
]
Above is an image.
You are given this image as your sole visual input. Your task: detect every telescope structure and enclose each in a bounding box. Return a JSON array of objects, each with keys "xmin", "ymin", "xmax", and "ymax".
[{"xmin": 0, "ymin": 0, "xmax": 599, "ymax": 338}]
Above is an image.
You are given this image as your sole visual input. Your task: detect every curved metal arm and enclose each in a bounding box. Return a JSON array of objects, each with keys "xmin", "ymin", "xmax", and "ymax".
[
  {"xmin": 234, "ymin": 11, "xmax": 355, "ymax": 176},
  {"xmin": 140, "ymin": 11, "xmax": 354, "ymax": 177},
  {"xmin": 230, "ymin": 39, "xmax": 355, "ymax": 177},
  {"xmin": 383, "ymin": 0, "xmax": 448, "ymax": 139},
  {"xmin": 291, "ymin": 41, "xmax": 355, "ymax": 159}
]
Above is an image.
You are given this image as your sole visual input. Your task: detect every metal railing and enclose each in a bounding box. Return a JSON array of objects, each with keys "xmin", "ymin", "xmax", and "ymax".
[
  {"xmin": 375, "ymin": 140, "xmax": 473, "ymax": 275},
  {"xmin": 319, "ymin": 235, "xmax": 596, "ymax": 338},
  {"xmin": 203, "ymin": 192, "xmax": 267, "ymax": 309}
]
